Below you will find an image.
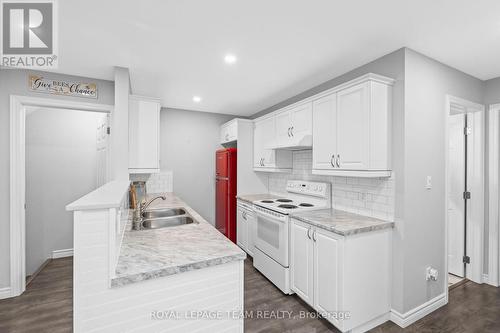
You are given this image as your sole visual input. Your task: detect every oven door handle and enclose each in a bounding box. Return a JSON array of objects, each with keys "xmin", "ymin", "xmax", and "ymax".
[{"xmin": 255, "ymin": 210, "xmax": 286, "ymax": 223}]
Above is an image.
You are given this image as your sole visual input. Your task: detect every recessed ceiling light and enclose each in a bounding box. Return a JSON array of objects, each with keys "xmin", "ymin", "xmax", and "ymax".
[
  {"xmin": 224, "ymin": 53, "xmax": 237, "ymax": 64},
  {"xmin": 193, "ymin": 96, "xmax": 202, "ymax": 103}
]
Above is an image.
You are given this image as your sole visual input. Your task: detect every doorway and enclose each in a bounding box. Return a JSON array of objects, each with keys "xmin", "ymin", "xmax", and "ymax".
[
  {"xmin": 24, "ymin": 106, "xmax": 109, "ymax": 285},
  {"xmin": 445, "ymin": 95, "xmax": 485, "ymax": 290},
  {"xmin": 9, "ymin": 95, "xmax": 113, "ymax": 298}
]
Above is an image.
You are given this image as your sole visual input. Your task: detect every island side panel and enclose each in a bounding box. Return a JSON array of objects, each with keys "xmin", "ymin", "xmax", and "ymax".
[{"xmin": 73, "ymin": 208, "xmax": 244, "ymax": 333}]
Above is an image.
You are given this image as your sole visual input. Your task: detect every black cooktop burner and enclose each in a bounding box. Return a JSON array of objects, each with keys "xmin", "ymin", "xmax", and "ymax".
[
  {"xmin": 261, "ymin": 200, "xmax": 274, "ymax": 203},
  {"xmin": 278, "ymin": 204, "xmax": 298, "ymax": 209},
  {"xmin": 276, "ymin": 199, "xmax": 293, "ymax": 203},
  {"xmin": 299, "ymin": 203, "xmax": 314, "ymax": 207}
]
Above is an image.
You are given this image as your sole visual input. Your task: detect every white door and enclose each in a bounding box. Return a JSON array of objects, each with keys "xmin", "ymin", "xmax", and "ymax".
[
  {"xmin": 336, "ymin": 83, "xmax": 370, "ymax": 170},
  {"xmin": 314, "ymin": 228, "xmax": 340, "ymax": 327},
  {"xmin": 312, "ymin": 93, "xmax": 337, "ymax": 170},
  {"xmin": 290, "ymin": 220, "xmax": 314, "ymax": 306},
  {"xmin": 448, "ymin": 113, "xmax": 465, "ymax": 277},
  {"xmin": 275, "ymin": 110, "xmax": 292, "ymax": 147},
  {"xmin": 236, "ymin": 207, "xmax": 248, "ymax": 251},
  {"xmin": 290, "ymin": 102, "xmax": 312, "ymax": 139},
  {"xmin": 247, "ymin": 211, "xmax": 256, "ymax": 256},
  {"xmin": 96, "ymin": 113, "xmax": 109, "ymax": 187}
]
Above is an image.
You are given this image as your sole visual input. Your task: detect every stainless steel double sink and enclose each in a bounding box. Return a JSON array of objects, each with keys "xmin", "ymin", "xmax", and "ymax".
[{"xmin": 140, "ymin": 207, "xmax": 198, "ymax": 230}]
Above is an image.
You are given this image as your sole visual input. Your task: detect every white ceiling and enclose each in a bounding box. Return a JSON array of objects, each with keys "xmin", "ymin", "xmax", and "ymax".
[{"xmin": 55, "ymin": 0, "xmax": 500, "ymax": 116}]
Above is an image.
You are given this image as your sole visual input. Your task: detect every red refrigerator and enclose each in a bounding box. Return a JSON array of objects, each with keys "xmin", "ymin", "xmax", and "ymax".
[{"xmin": 215, "ymin": 148, "xmax": 237, "ymax": 243}]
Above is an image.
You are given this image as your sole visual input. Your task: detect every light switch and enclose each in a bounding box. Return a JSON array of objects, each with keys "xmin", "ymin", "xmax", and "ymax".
[{"xmin": 425, "ymin": 176, "xmax": 432, "ymax": 189}]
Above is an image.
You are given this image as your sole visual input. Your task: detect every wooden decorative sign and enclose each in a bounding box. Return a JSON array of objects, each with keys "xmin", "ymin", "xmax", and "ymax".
[{"xmin": 28, "ymin": 75, "xmax": 98, "ymax": 99}]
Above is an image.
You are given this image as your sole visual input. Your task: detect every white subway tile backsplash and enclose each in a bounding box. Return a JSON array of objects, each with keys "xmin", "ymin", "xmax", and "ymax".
[
  {"xmin": 130, "ymin": 171, "xmax": 174, "ymax": 194},
  {"xmin": 268, "ymin": 150, "xmax": 395, "ymax": 221}
]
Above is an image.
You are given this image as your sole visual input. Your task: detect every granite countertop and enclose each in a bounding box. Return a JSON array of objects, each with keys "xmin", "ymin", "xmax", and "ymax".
[
  {"xmin": 236, "ymin": 193, "xmax": 282, "ymax": 204},
  {"xmin": 111, "ymin": 192, "xmax": 246, "ymax": 288},
  {"xmin": 291, "ymin": 209, "xmax": 394, "ymax": 236}
]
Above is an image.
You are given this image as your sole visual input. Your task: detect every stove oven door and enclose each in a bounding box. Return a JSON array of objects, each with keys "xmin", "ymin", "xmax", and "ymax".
[{"xmin": 254, "ymin": 209, "xmax": 289, "ymax": 267}]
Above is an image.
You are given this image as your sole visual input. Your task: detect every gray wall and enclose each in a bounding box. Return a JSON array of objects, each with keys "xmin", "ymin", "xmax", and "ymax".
[
  {"xmin": 26, "ymin": 108, "xmax": 103, "ymax": 275},
  {"xmin": 160, "ymin": 108, "xmax": 234, "ymax": 225},
  {"xmin": 484, "ymin": 77, "xmax": 500, "ymax": 104},
  {"xmin": 0, "ymin": 68, "xmax": 114, "ymax": 288},
  {"xmin": 403, "ymin": 49, "xmax": 484, "ymax": 312}
]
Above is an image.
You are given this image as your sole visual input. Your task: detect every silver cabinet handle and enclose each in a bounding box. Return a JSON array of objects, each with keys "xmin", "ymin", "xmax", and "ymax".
[
  {"xmin": 307, "ymin": 227, "xmax": 311, "ymax": 239},
  {"xmin": 312, "ymin": 230, "xmax": 317, "ymax": 242},
  {"xmin": 242, "ymin": 211, "xmax": 247, "ymax": 220},
  {"xmin": 287, "ymin": 127, "xmax": 291, "ymax": 137},
  {"xmin": 336, "ymin": 154, "xmax": 340, "ymax": 168},
  {"xmin": 330, "ymin": 154, "xmax": 335, "ymax": 168},
  {"xmin": 290, "ymin": 126, "xmax": 294, "ymax": 137}
]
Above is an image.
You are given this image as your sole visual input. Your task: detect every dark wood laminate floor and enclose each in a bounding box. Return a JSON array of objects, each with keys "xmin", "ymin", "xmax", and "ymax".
[
  {"xmin": 244, "ymin": 259, "xmax": 500, "ymax": 333},
  {"xmin": 1, "ymin": 257, "xmax": 499, "ymax": 333},
  {"xmin": 0, "ymin": 257, "xmax": 73, "ymax": 333}
]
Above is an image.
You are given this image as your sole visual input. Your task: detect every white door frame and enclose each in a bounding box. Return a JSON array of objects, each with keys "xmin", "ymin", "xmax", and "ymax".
[
  {"xmin": 444, "ymin": 95, "xmax": 485, "ymax": 298},
  {"xmin": 488, "ymin": 104, "xmax": 500, "ymax": 287},
  {"xmin": 9, "ymin": 95, "xmax": 113, "ymax": 298}
]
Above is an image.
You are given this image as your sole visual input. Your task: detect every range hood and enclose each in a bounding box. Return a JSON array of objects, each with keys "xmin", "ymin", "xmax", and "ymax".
[{"xmin": 265, "ymin": 134, "xmax": 313, "ymax": 150}]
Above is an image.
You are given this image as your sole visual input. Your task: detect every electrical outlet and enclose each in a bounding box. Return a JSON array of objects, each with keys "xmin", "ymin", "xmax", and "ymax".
[{"xmin": 426, "ymin": 267, "xmax": 438, "ymax": 281}]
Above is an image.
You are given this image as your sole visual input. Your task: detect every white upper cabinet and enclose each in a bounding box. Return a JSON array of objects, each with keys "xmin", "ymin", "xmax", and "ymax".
[
  {"xmin": 129, "ymin": 95, "xmax": 161, "ymax": 174},
  {"xmin": 272, "ymin": 102, "xmax": 312, "ymax": 149},
  {"xmin": 220, "ymin": 119, "xmax": 239, "ymax": 144},
  {"xmin": 252, "ymin": 73, "xmax": 393, "ymax": 176},
  {"xmin": 335, "ymin": 82, "xmax": 370, "ymax": 170},
  {"xmin": 312, "ymin": 94, "xmax": 337, "ymax": 170},
  {"xmin": 253, "ymin": 117, "xmax": 292, "ymax": 171},
  {"xmin": 312, "ymin": 74, "xmax": 394, "ymax": 177}
]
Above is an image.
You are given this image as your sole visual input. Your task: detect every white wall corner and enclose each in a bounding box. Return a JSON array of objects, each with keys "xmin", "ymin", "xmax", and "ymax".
[{"xmin": 390, "ymin": 293, "xmax": 447, "ymax": 328}]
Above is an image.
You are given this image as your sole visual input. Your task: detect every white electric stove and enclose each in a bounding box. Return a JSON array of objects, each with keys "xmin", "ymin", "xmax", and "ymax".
[{"xmin": 252, "ymin": 180, "xmax": 330, "ymax": 294}]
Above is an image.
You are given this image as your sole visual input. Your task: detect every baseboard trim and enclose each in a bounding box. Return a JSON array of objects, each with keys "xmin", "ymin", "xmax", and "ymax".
[
  {"xmin": 52, "ymin": 248, "xmax": 73, "ymax": 259},
  {"xmin": 351, "ymin": 312, "xmax": 390, "ymax": 333},
  {"xmin": 0, "ymin": 287, "xmax": 12, "ymax": 300},
  {"xmin": 390, "ymin": 293, "xmax": 447, "ymax": 328}
]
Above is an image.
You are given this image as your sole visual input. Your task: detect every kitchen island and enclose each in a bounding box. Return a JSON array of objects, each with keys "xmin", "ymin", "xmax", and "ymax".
[{"xmin": 67, "ymin": 181, "xmax": 246, "ymax": 333}]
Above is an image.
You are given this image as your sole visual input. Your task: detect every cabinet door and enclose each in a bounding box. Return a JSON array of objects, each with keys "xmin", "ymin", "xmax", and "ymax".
[
  {"xmin": 246, "ymin": 211, "xmax": 256, "ymax": 256},
  {"xmin": 220, "ymin": 124, "xmax": 229, "ymax": 143},
  {"xmin": 236, "ymin": 207, "xmax": 248, "ymax": 251},
  {"xmin": 336, "ymin": 83, "xmax": 370, "ymax": 170},
  {"xmin": 227, "ymin": 121, "xmax": 238, "ymax": 142},
  {"xmin": 290, "ymin": 102, "xmax": 312, "ymax": 139},
  {"xmin": 312, "ymin": 93, "xmax": 337, "ymax": 170},
  {"xmin": 259, "ymin": 117, "xmax": 276, "ymax": 167},
  {"xmin": 275, "ymin": 110, "xmax": 292, "ymax": 147},
  {"xmin": 129, "ymin": 98, "xmax": 160, "ymax": 171},
  {"xmin": 314, "ymin": 228, "xmax": 341, "ymax": 327},
  {"xmin": 291, "ymin": 220, "xmax": 314, "ymax": 306},
  {"xmin": 253, "ymin": 121, "xmax": 265, "ymax": 167}
]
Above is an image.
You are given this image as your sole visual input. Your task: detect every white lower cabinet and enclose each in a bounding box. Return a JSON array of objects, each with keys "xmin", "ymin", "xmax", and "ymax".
[
  {"xmin": 237, "ymin": 201, "xmax": 256, "ymax": 256},
  {"xmin": 290, "ymin": 220, "xmax": 314, "ymax": 306},
  {"xmin": 290, "ymin": 218, "xmax": 391, "ymax": 333}
]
